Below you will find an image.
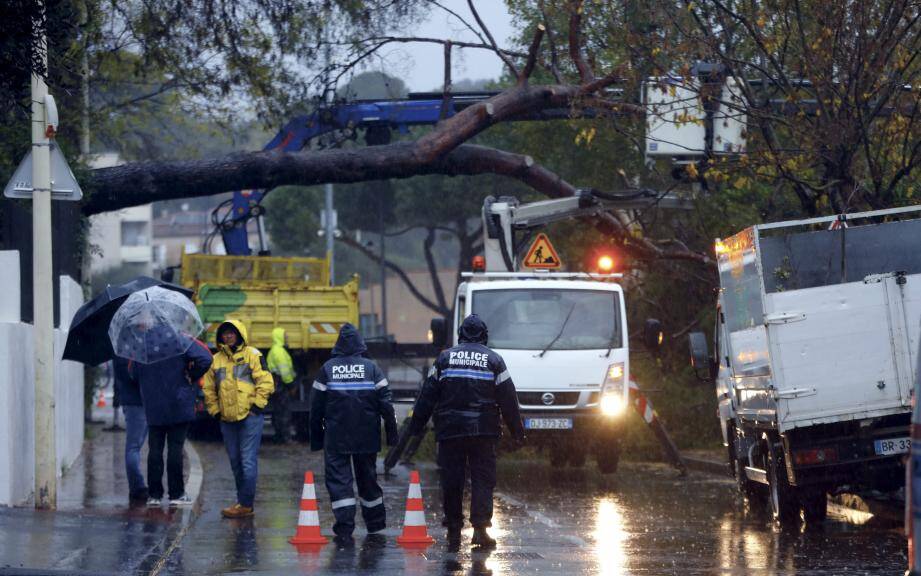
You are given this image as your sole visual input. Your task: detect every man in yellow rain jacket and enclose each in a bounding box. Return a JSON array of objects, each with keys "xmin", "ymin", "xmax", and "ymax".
[
  {"xmin": 203, "ymin": 319, "xmax": 274, "ymax": 518},
  {"xmin": 266, "ymin": 327, "xmax": 296, "ymax": 444}
]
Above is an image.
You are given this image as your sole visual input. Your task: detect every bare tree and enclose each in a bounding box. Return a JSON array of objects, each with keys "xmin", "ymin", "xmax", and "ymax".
[{"xmin": 84, "ymin": 1, "xmax": 711, "ymax": 266}]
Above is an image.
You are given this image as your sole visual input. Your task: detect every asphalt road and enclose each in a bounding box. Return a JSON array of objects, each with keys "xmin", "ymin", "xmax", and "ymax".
[{"xmin": 144, "ymin": 437, "xmax": 908, "ymax": 575}]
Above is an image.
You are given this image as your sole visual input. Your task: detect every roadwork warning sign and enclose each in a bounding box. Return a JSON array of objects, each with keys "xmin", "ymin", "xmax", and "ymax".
[{"xmin": 523, "ymin": 233, "xmax": 562, "ymax": 269}]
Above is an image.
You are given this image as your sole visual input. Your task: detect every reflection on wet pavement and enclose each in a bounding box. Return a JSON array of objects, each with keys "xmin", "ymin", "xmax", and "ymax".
[{"xmin": 161, "ymin": 441, "xmax": 906, "ymax": 575}]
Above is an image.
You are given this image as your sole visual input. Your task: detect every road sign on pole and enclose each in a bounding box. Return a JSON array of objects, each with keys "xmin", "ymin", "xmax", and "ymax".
[{"xmin": 4, "ymin": 142, "xmax": 83, "ymax": 201}]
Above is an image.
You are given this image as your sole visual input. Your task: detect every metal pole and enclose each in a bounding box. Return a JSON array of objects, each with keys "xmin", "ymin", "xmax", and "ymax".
[
  {"xmin": 32, "ymin": 13, "xmax": 56, "ymax": 509},
  {"xmin": 325, "ymin": 183, "xmax": 334, "ymax": 284},
  {"xmin": 378, "ymin": 192, "xmax": 387, "ymax": 340}
]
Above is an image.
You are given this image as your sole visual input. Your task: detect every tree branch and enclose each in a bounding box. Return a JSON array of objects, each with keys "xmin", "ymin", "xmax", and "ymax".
[
  {"xmin": 567, "ymin": 0, "xmax": 594, "ymax": 83},
  {"xmin": 520, "ymin": 24, "xmax": 545, "ymax": 83},
  {"xmin": 538, "ymin": 0, "xmax": 564, "ymax": 83},
  {"xmin": 84, "ymin": 142, "xmax": 711, "ymax": 266},
  {"xmin": 467, "ymin": 0, "xmax": 519, "ymax": 78},
  {"xmin": 343, "ymin": 36, "xmax": 527, "ymax": 58},
  {"xmin": 423, "ymin": 226, "xmax": 448, "ymax": 312},
  {"xmin": 338, "ymin": 234, "xmax": 448, "ymax": 316},
  {"xmin": 439, "ymin": 40, "xmax": 452, "ymax": 121}
]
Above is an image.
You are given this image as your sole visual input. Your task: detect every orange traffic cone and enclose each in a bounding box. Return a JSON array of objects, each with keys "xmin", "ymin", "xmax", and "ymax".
[
  {"xmin": 96, "ymin": 391, "xmax": 107, "ymax": 408},
  {"xmin": 289, "ymin": 471, "xmax": 328, "ymax": 547},
  {"xmin": 396, "ymin": 470, "xmax": 435, "ymax": 547}
]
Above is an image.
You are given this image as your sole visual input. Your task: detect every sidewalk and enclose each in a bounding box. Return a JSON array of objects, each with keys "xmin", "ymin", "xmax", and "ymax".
[{"xmin": 0, "ymin": 423, "xmax": 202, "ymax": 575}]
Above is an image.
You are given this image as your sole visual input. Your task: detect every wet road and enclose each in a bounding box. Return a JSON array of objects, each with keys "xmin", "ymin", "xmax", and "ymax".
[{"xmin": 155, "ymin": 440, "xmax": 907, "ymax": 575}]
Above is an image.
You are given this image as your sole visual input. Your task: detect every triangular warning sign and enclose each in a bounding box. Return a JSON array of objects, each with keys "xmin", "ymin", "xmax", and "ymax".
[
  {"xmin": 523, "ymin": 233, "xmax": 562, "ymax": 269},
  {"xmin": 3, "ymin": 143, "xmax": 83, "ymax": 201}
]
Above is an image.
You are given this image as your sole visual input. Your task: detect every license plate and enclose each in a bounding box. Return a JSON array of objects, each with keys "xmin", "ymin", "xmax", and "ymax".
[
  {"xmin": 524, "ymin": 418, "xmax": 573, "ymax": 430},
  {"xmin": 874, "ymin": 437, "xmax": 911, "ymax": 456}
]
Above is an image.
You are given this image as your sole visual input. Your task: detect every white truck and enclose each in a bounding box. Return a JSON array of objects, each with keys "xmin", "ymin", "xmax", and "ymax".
[
  {"xmin": 689, "ymin": 206, "xmax": 921, "ymax": 524},
  {"xmin": 430, "ymin": 193, "xmax": 670, "ymax": 473}
]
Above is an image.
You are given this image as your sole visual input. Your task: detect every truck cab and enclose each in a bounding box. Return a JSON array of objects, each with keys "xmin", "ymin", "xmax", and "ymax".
[{"xmin": 448, "ymin": 272, "xmax": 629, "ymax": 473}]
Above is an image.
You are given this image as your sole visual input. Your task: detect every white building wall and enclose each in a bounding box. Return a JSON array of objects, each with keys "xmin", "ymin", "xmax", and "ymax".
[{"xmin": 0, "ymin": 251, "xmax": 85, "ymax": 506}]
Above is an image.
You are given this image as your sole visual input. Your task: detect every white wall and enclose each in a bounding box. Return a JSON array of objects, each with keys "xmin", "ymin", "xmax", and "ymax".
[
  {"xmin": 55, "ymin": 276, "xmax": 84, "ymax": 475},
  {"xmin": 0, "ymin": 322, "xmax": 36, "ymax": 506},
  {"xmin": 0, "ymin": 251, "xmax": 85, "ymax": 506}
]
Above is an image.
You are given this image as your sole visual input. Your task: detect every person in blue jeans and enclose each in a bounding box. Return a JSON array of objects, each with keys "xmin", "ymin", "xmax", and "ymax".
[
  {"xmin": 114, "ymin": 357, "xmax": 147, "ymax": 503},
  {"xmin": 203, "ymin": 320, "xmax": 275, "ymax": 518},
  {"xmin": 131, "ymin": 334, "xmax": 213, "ymax": 507}
]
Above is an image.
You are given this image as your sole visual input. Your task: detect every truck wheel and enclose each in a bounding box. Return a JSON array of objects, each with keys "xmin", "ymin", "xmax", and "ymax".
[
  {"xmin": 765, "ymin": 434, "xmax": 799, "ymax": 526},
  {"xmin": 733, "ymin": 456, "xmax": 765, "ymax": 504},
  {"xmin": 801, "ymin": 491, "xmax": 827, "ymax": 524},
  {"xmin": 595, "ymin": 444, "xmax": 620, "ymax": 475}
]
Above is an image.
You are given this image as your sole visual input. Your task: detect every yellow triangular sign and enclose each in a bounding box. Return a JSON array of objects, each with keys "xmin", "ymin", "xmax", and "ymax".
[{"xmin": 523, "ymin": 233, "xmax": 562, "ymax": 269}]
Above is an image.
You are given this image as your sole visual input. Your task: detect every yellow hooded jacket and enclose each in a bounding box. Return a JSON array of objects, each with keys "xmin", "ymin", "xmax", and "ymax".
[
  {"xmin": 266, "ymin": 327, "xmax": 296, "ymax": 386},
  {"xmin": 203, "ymin": 319, "xmax": 275, "ymax": 422}
]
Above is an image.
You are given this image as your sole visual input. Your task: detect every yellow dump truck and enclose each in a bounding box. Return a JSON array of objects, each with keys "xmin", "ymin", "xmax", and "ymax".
[{"xmin": 181, "ymin": 252, "xmax": 359, "ymax": 440}]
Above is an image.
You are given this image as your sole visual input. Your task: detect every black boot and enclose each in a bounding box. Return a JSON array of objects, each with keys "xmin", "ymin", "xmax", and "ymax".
[{"xmin": 471, "ymin": 527, "xmax": 496, "ymax": 549}]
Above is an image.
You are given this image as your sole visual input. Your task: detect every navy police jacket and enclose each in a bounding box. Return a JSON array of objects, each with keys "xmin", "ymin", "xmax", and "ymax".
[
  {"xmin": 410, "ymin": 315, "xmax": 525, "ymax": 442},
  {"xmin": 310, "ymin": 324, "xmax": 398, "ymax": 453}
]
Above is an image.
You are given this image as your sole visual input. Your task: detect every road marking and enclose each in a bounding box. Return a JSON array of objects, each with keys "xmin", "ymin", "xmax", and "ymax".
[
  {"xmin": 146, "ymin": 442, "xmax": 205, "ymax": 576},
  {"xmin": 495, "ymin": 492, "xmax": 587, "ymax": 547}
]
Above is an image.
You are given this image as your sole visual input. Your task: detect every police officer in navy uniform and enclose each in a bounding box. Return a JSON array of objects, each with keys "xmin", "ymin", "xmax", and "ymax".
[
  {"xmin": 310, "ymin": 323, "xmax": 398, "ymax": 540},
  {"xmin": 408, "ymin": 314, "xmax": 525, "ymax": 548}
]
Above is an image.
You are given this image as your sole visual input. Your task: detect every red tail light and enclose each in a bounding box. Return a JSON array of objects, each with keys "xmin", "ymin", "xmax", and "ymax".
[{"xmin": 793, "ymin": 447, "xmax": 839, "ymax": 466}]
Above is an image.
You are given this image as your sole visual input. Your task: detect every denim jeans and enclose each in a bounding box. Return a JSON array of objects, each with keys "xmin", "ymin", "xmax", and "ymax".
[
  {"xmin": 123, "ymin": 405, "xmax": 148, "ymax": 497},
  {"xmin": 221, "ymin": 413, "xmax": 264, "ymax": 508}
]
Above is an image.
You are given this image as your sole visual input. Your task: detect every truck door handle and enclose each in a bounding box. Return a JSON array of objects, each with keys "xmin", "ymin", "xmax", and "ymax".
[
  {"xmin": 764, "ymin": 312, "xmax": 806, "ymax": 325},
  {"xmin": 775, "ymin": 387, "xmax": 817, "ymax": 399}
]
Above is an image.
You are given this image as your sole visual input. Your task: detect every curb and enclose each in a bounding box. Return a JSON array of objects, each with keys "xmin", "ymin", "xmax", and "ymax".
[
  {"xmin": 682, "ymin": 455, "xmax": 730, "ymax": 477},
  {"xmin": 143, "ymin": 442, "xmax": 205, "ymax": 576},
  {"xmin": 184, "ymin": 441, "xmax": 204, "ymax": 508}
]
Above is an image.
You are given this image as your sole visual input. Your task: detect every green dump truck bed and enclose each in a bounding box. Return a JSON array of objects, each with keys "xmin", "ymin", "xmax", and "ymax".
[{"xmin": 181, "ymin": 253, "xmax": 359, "ymax": 351}]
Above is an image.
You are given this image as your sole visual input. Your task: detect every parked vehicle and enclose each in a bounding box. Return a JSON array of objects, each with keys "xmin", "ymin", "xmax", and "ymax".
[
  {"xmin": 181, "ymin": 252, "xmax": 359, "ymax": 440},
  {"xmin": 690, "ymin": 206, "xmax": 921, "ymax": 525}
]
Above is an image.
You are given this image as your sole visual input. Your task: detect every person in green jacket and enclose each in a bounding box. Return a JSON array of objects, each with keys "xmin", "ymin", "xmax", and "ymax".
[{"xmin": 267, "ymin": 327, "xmax": 297, "ymax": 443}]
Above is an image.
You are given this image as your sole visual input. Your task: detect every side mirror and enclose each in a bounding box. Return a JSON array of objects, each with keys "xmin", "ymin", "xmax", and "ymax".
[
  {"xmin": 643, "ymin": 318, "xmax": 664, "ymax": 351},
  {"xmin": 430, "ymin": 317, "xmax": 448, "ymax": 348},
  {"xmin": 688, "ymin": 331, "xmax": 714, "ymax": 380}
]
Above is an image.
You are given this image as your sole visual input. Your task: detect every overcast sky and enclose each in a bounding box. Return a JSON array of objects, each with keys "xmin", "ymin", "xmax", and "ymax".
[{"xmin": 375, "ymin": 1, "xmax": 517, "ymax": 92}]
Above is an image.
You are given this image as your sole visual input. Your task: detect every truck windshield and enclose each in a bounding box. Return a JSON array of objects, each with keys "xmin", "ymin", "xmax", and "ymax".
[{"xmin": 472, "ymin": 289, "xmax": 622, "ymax": 351}]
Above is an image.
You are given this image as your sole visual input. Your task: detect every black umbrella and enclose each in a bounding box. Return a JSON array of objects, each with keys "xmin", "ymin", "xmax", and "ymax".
[{"xmin": 62, "ymin": 276, "xmax": 194, "ymax": 366}]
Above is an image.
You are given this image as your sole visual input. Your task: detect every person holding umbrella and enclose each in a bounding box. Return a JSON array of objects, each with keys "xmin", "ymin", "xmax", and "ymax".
[
  {"xmin": 114, "ymin": 357, "xmax": 148, "ymax": 504},
  {"xmin": 109, "ymin": 286, "xmax": 212, "ymax": 507},
  {"xmin": 130, "ymin": 330, "xmax": 212, "ymax": 506},
  {"xmin": 203, "ymin": 319, "xmax": 275, "ymax": 519}
]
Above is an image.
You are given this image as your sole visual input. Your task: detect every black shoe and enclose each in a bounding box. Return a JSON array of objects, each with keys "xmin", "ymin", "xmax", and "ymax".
[
  {"xmin": 446, "ymin": 526, "xmax": 462, "ymax": 549},
  {"xmin": 471, "ymin": 527, "xmax": 496, "ymax": 549},
  {"xmin": 129, "ymin": 488, "xmax": 149, "ymax": 502},
  {"xmin": 364, "ymin": 533, "xmax": 387, "ymax": 548},
  {"xmin": 333, "ymin": 534, "xmax": 355, "ymax": 548}
]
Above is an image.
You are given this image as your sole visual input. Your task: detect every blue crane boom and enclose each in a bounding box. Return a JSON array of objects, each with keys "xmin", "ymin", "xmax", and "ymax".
[{"xmin": 212, "ymin": 92, "xmax": 508, "ymax": 255}]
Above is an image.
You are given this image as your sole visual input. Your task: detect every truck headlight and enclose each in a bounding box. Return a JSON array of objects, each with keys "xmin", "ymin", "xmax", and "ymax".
[
  {"xmin": 600, "ymin": 392, "xmax": 625, "ymax": 416},
  {"xmin": 601, "ymin": 362, "xmax": 626, "ymax": 417}
]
